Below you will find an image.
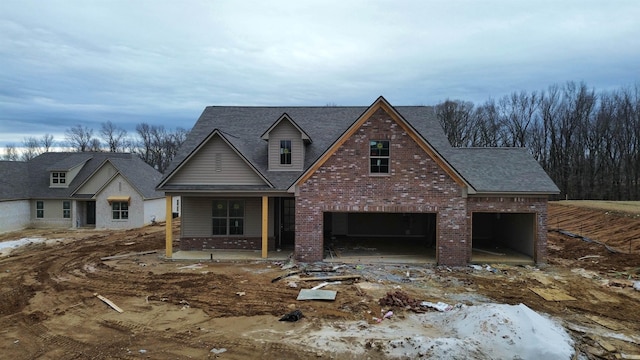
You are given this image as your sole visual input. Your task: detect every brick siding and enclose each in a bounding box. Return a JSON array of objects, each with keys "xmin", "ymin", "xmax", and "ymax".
[
  {"xmin": 467, "ymin": 196, "xmax": 549, "ymax": 264},
  {"xmin": 180, "ymin": 236, "xmax": 275, "ymax": 251},
  {"xmin": 295, "ymin": 108, "xmax": 469, "ymax": 265}
]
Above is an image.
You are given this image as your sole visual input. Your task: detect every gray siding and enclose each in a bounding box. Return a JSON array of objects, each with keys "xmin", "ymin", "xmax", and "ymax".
[
  {"xmin": 168, "ymin": 135, "xmax": 266, "ymax": 185},
  {"xmin": 268, "ymin": 121, "xmax": 304, "ymax": 171},
  {"xmin": 182, "ymin": 196, "xmax": 263, "ymax": 237},
  {"xmin": 76, "ymin": 162, "xmax": 117, "ymax": 195}
]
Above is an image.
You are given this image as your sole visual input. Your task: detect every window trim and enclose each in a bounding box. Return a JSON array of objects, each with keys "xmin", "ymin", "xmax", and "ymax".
[
  {"xmin": 36, "ymin": 200, "xmax": 44, "ymax": 218},
  {"xmin": 51, "ymin": 172, "xmax": 66, "ymax": 185},
  {"xmin": 212, "ymin": 199, "xmax": 245, "ymax": 236},
  {"xmin": 369, "ymin": 140, "xmax": 390, "ymax": 174},
  {"xmin": 112, "ymin": 201, "xmax": 129, "ymax": 220},
  {"xmin": 63, "ymin": 201, "xmax": 71, "ymax": 219},
  {"xmin": 280, "ymin": 140, "xmax": 292, "ymax": 165}
]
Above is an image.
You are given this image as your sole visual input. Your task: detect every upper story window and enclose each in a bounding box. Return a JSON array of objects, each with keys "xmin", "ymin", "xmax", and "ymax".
[
  {"xmin": 280, "ymin": 140, "xmax": 292, "ymax": 165},
  {"xmin": 51, "ymin": 172, "xmax": 66, "ymax": 185},
  {"xmin": 370, "ymin": 140, "xmax": 390, "ymax": 174}
]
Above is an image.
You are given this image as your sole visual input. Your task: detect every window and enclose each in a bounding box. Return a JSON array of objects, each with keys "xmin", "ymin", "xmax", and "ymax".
[
  {"xmin": 280, "ymin": 140, "xmax": 292, "ymax": 165},
  {"xmin": 36, "ymin": 201, "xmax": 44, "ymax": 218},
  {"xmin": 63, "ymin": 201, "xmax": 70, "ymax": 218},
  {"xmin": 212, "ymin": 200, "xmax": 244, "ymax": 235},
  {"xmin": 52, "ymin": 172, "xmax": 66, "ymax": 184},
  {"xmin": 370, "ymin": 140, "xmax": 390, "ymax": 173},
  {"xmin": 112, "ymin": 202, "xmax": 129, "ymax": 220}
]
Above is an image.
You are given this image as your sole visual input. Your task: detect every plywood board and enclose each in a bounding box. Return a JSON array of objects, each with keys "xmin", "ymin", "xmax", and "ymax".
[
  {"xmin": 529, "ymin": 287, "xmax": 577, "ymax": 301},
  {"xmin": 296, "ymin": 289, "xmax": 337, "ymax": 301}
]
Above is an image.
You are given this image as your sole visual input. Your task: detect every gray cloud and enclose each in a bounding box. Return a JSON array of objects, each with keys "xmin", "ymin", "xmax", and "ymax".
[{"xmin": 1, "ymin": 0, "xmax": 639, "ymax": 150}]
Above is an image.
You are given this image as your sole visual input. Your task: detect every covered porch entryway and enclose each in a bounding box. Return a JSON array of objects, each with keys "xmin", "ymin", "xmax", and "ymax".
[{"xmin": 163, "ymin": 195, "xmax": 295, "ymax": 260}]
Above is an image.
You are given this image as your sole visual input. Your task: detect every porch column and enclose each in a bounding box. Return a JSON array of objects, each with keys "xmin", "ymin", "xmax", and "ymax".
[
  {"xmin": 165, "ymin": 195, "xmax": 173, "ymax": 258},
  {"xmin": 261, "ymin": 196, "xmax": 268, "ymax": 258}
]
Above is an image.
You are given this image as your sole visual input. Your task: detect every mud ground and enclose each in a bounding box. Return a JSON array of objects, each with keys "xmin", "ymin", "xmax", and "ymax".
[{"xmin": 1, "ymin": 203, "xmax": 639, "ymax": 359}]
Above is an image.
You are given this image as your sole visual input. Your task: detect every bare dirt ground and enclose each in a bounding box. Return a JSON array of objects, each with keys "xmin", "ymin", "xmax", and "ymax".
[{"xmin": 1, "ymin": 203, "xmax": 639, "ymax": 359}]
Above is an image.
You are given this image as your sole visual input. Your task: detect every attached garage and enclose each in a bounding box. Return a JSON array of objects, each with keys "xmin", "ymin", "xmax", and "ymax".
[
  {"xmin": 323, "ymin": 212, "xmax": 437, "ymax": 261},
  {"xmin": 471, "ymin": 212, "xmax": 536, "ymax": 263}
]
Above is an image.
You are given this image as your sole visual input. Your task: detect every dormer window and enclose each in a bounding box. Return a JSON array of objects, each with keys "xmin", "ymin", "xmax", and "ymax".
[
  {"xmin": 51, "ymin": 172, "xmax": 66, "ymax": 185},
  {"xmin": 280, "ymin": 140, "xmax": 292, "ymax": 165}
]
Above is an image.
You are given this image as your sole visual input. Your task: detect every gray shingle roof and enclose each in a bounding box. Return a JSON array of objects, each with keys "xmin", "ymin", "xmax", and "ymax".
[
  {"xmin": 161, "ymin": 105, "xmax": 450, "ymax": 190},
  {"xmin": 159, "ymin": 104, "xmax": 558, "ymax": 195},
  {"xmin": 0, "ymin": 161, "xmax": 30, "ymax": 200},
  {"xmin": 445, "ymin": 148, "xmax": 560, "ymax": 193},
  {"xmin": 1, "ymin": 152, "xmax": 164, "ymax": 201}
]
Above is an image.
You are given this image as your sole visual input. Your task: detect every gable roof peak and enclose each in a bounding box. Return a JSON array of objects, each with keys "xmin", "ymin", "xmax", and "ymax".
[{"xmin": 260, "ymin": 112, "xmax": 312, "ymax": 143}]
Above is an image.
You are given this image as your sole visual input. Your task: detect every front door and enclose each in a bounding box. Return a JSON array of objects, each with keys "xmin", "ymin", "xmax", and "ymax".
[
  {"xmin": 279, "ymin": 198, "xmax": 295, "ymax": 249},
  {"xmin": 86, "ymin": 201, "xmax": 96, "ymax": 225}
]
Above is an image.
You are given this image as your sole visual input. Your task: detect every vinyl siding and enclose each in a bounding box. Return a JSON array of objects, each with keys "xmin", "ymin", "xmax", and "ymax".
[
  {"xmin": 168, "ymin": 134, "xmax": 266, "ymax": 185},
  {"xmin": 75, "ymin": 162, "xmax": 118, "ymax": 195},
  {"xmin": 268, "ymin": 121, "xmax": 304, "ymax": 171},
  {"xmin": 182, "ymin": 197, "xmax": 263, "ymax": 237}
]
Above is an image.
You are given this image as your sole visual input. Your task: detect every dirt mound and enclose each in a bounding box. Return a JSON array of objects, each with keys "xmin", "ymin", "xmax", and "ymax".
[{"xmin": 548, "ymin": 201, "xmax": 640, "ymax": 254}]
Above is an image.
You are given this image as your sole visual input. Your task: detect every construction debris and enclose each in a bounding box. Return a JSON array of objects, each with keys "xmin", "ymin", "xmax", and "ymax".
[
  {"xmin": 378, "ymin": 290, "xmax": 423, "ymax": 311},
  {"xmin": 279, "ymin": 309, "xmax": 303, "ymax": 322},
  {"xmin": 296, "ymin": 289, "xmax": 337, "ymax": 301},
  {"xmin": 100, "ymin": 250, "xmax": 157, "ymax": 261},
  {"xmin": 529, "ymin": 287, "xmax": 577, "ymax": 301},
  {"xmin": 298, "ymin": 274, "xmax": 361, "ymax": 282},
  {"xmin": 94, "ymin": 293, "xmax": 124, "ymax": 313}
]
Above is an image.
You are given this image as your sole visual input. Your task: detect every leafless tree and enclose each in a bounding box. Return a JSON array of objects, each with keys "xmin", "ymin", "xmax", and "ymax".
[
  {"xmin": 3, "ymin": 144, "xmax": 19, "ymax": 161},
  {"xmin": 100, "ymin": 121, "xmax": 127, "ymax": 152},
  {"xmin": 40, "ymin": 134, "xmax": 55, "ymax": 152},
  {"xmin": 65, "ymin": 124, "xmax": 96, "ymax": 152},
  {"xmin": 21, "ymin": 136, "xmax": 41, "ymax": 161}
]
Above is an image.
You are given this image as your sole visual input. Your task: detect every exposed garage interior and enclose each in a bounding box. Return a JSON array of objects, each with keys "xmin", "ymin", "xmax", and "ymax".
[
  {"xmin": 322, "ymin": 212, "xmax": 437, "ymax": 263},
  {"xmin": 471, "ymin": 212, "xmax": 536, "ymax": 264}
]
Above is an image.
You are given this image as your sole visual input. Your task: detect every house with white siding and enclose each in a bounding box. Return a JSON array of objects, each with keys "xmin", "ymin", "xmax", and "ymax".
[{"xmin": 0, "ymin": 152, "xmax": 166, "ymax": 234}]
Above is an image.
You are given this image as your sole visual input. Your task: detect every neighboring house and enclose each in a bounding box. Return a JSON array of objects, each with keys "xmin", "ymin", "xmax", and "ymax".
[
  {"xmin": 157, "ymin": 97, "xmax": 559, "ymax": 266},
  {"xmin": 0, "ymin": 152, "xmax": 166, "ymax": 234}
]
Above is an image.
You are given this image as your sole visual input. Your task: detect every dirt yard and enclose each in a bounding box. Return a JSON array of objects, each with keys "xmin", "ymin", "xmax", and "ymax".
[{"xmin": 1, "ymin": 202, "xmax": 639, "ymax": 359}]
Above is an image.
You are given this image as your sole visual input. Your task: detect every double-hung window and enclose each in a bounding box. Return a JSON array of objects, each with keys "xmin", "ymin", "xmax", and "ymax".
[
  {"xmin": 63, "ymin": 201, "xmax": 71, "ymax": 218},
  {"xmin": 36, "ymin": 201, "xmax": 44, "ymax": 218},
  {"xmin": 112, "ymin": 202, "xmax": 129, "ymax": 219},
  {"xmin": 370, "ymin": 140, "xmax": 390, "ymax": 174},
  {"xmin": 280, "ymin": 140, "xmax": 292, "ymax": 165},
  {"xmin": 212, "ymin": 200, "xmax": 244, "ymax": 235}
]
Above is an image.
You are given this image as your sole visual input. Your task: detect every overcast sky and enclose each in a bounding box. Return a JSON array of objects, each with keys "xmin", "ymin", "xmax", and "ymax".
[{"xmin": 1, "ymin": 0, "xmax": 639, "ymax": 151}]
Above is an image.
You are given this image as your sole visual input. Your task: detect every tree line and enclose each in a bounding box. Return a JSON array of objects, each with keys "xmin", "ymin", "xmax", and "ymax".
[
  {"xmin": 3, "ymin": 122, "xmax": 188, "ymax": 173},
  {"xmin": 436, "ymin": 81, "xmax": 640, "ymax": 200}
]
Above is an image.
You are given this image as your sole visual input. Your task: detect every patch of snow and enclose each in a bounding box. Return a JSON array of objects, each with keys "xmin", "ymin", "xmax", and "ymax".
[
  {"xmin": 279, "ymin": 303, "xmax": 574, "ymax": 359},
  {"xmin": 0, "ymin": 238, "xmax": 48, "ymax": 256}
]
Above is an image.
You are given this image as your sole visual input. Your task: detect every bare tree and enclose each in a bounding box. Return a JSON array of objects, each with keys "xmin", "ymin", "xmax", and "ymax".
[
  {"xmin": 3, "ymin": 144, "xmax": 19, "ymax": 161},
  {"xmin": 436, "ymin": 99, "xmax": 475, "ymax": 147},
  {"xmin": 40, "ymin": 134, "xmax": 55, "ymax": 152},
  {"xmin": 65, "ymin": 124, "xmax": 96, "ymax": 152},
  {"xmin": 21, "ymin": 136, "xmax": 41, "ymax": 161},
  {"xmin": 100, "ymin": 121, "xmax": 127, "ymax": 152}
]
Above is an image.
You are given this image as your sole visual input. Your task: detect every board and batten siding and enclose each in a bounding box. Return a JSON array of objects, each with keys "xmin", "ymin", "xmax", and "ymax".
[
  {"xmin": 182, "ymin": 197, "xmax": 264, "ymax": 237},
  {"xmin": 268, "ymin": 121, "xmax": 304, "ymax": 171},
  {"xmin": 167, "ymin": 134, "xmax": 265, "ymax": 185}
]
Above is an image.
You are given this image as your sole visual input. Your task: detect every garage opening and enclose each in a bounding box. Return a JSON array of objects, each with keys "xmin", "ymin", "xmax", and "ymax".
[
  {"xmin": 471, "ymin": 212, "xmax": 535, "ymax": 264},
  {"xmin": 323, "ymin": 212, "xmax": 436, "ymax": 263}
]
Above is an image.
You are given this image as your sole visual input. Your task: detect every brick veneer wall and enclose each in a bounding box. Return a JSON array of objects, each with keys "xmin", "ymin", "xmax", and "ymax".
[
  {"xmin": 180, "ymin": 237, "xmax": 275, "ymax": 251},
  {"xmin": 295, "ymin": 108, "xmax": 469, "ymax": 265},
  {"xmin": 467, "ymin": 196, "xmax": 549, "ymax": 264}
]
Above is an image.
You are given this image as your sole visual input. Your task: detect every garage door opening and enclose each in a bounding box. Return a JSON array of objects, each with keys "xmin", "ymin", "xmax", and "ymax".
[
  {"xmin": 323, "ymin": 212, "xmax": 437, "ymax": 263},
  {"xmin": 471, "ymin": 212, "xmax": 535, "ymax": 264}
]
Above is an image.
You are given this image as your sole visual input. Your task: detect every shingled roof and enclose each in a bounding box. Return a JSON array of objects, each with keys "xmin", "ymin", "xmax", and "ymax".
[
  {"xmin": 1, "ymin": 152, "xmax": 164, "ymax": 201},
  {"xmin": 159, "ymin": 103, "xmax": 558, "ymax": 195}
]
